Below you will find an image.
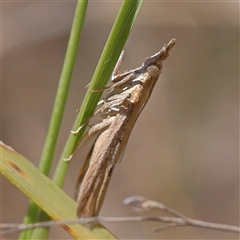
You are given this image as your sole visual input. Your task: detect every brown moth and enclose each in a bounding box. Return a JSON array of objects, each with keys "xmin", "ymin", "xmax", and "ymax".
[{"xmin": 76, "ymin": 39, "xmax": 176, "ymax": 217}]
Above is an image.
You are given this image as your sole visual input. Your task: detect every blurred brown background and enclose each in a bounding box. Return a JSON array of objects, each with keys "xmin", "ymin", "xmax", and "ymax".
[{"xmin": 1, "ymin": 1, "xmax": 239, "ymax": 239}]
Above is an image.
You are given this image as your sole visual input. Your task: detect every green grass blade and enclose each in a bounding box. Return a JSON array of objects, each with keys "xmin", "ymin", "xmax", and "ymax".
[
  {"xmin": 21, "ymin": 1, "xmax": 88, "ymax": 239},
  {"xmin": 0, "ymin": 142, "xmax": 117, "ymax": 239}
]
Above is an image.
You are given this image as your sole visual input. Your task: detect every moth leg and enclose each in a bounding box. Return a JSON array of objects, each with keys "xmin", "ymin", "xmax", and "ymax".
[
  {"xmin": 71, "ymin": 121, "xmax": 90, "ymax": 134},
  {"xmin": 69, "ymin": 112, "xmax": 114, "ymax": 160},
  {"xmin": 64, "ymin": 126, "xmax": 99, "ymax": 161},
  {"xmin": 90, "ymin": 51, "xmax": 133, "ymax": 94},
  {"xmin": 86, "ymin": 51, "xmax": 125, "ymax": 93},
  {"xmin": 88, "ymin": 116, "xmax": 115, "ymax": 136},
  {"xmin": 107, "ymin": 73, "xmax": 136, "ymax": 97},
  {"xmin": 71, "ymin": 100, "xmax": 112, "ymax": 135},
  {"xmin": 112, "ymin": 50, "xmax": 124, "ymax": 78},
  {"xmin": 72, "ymin": 100, "xmax": 117, "ymax": 136},
  {"xmin": 89, "ymin": 86, "xmax": 111, "ymax": 93}
]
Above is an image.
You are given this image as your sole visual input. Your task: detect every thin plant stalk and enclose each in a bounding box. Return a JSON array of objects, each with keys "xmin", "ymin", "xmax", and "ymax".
[{"xmin": 20, "ymin": 1, "xmax": 88, "ymax": 239}]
